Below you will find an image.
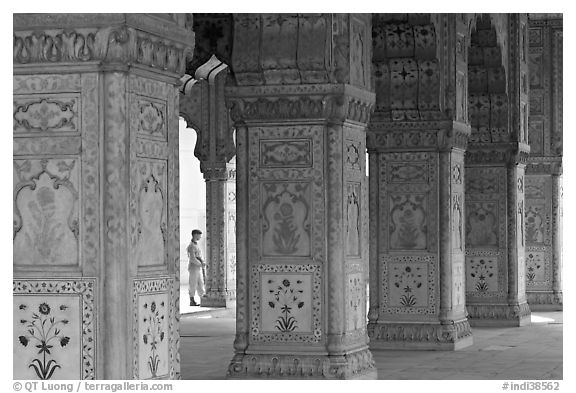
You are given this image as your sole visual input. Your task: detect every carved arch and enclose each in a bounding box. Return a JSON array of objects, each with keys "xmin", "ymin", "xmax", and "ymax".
[
  {"xmin": 467, "ymin": 14, "xmax": 510, "ymax": 144},
  {"xmin": 179, "ymin": 54, "xmax": 236, "ymax": 167},
  {"xmin": 371, "ymin": 13, "xmax": 443, "ymax": 122}
]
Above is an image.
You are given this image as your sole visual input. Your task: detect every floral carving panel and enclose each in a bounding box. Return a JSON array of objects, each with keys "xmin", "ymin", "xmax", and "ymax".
[
  {"xmin": 13, "ymin": 279, "xmax": 95, "ymax": 380},
  {"xmin": 380, "ymin": 255, "xmax": 437, "ymax": 316},
  {"xmin": 389, "ymin": 194, "xmax": 427, "ymax": 250},
  {"xmin": 14, "ymin": 94, "xmax": 80, "ymax": 134},
  {"xmin": 388, "ymin": 162, "xmax": 428, "ymax": 183},
  {"xmin": 346, "ymin": 272, "xmax": 365, "ymax": 331},
  {"xmin": 525, "ymin": 250, "xmax": 549, "ymax": 288},
  {"xmin": 137, "ymin": 293, "xmax": 169, "ymax": 379},
  {"xmin": 132, "ymin": 159, "xmax": 168, "ymax": 268},
  {"xmin": 261, "ymin": 182, "xmax": 311, "ymax": 257},
  {"xmin": 251, "ymin": 264, "xmax": 322, "ymax": 343},
  {"xmin": 260, "ymin": 139, "xmax": 312, "ymax": 168},
  {"xmin": 137, "ymin": 96, "xmax": 167, "ymax": 141},
  {"xmin": 13, "ymin": 158, "xmax": 80, "ymax": 267},
  {"xmin": 261, "ymin": 274, "xmax": 312, "ymax": 333},
  {"xmin": 466, "ymin": 256, "xmax": 499, "ymax": 294},
  {"xmin": 14, "ymin": 296, "xmax": 81, "ymax": 379},
  {"xmin": 389, "ymin": 263, "xmax": 428, "ymax": 308},
  {"xmin": 133, "ymin": 278, "xmax": 175, "ymax": 379}
]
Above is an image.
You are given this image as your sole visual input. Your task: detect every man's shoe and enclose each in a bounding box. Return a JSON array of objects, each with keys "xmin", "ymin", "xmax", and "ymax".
[{"xmin": 190, "ymin": 298, "xmax": 198, "ymax": 306}]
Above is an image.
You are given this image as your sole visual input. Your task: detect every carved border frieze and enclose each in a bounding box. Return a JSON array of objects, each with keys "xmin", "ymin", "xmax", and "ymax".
[
  {"xmin": 467, "ymin": 302, "xmax": 531, "ymax": 322},
  {"xmin": 227, "ymin": 348, "xmax": 376, "ymax": 379},
  {"xmin": 368, "ymin": 319, "xmax": 472, "ymax": 345},
  {"xmin": 367, "ymin": 121, "xmax": 470, "ymax": 151},
  {"xmin": 227, "ymin": 84, "xmax": 375, "ymax": 124},
  {"xmin": 14, "ymin": 17, "xmax": 194, "ymax": 76}
]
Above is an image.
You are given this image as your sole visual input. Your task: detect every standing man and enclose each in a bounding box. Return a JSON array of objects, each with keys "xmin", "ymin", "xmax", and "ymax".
[{"xmin": 187, "ymin": 229, "xmax": 205, "ymax": 306}]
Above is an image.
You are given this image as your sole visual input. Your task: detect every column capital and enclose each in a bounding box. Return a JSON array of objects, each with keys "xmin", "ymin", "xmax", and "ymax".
[
  {"xmin": 526, "ymin": 158, "xmax": 563, "ymax": 175},
  {"xmin": 466, "ymin": 142, "xmax": 530, "ymax": 165},
  {"xmin": 200, "ymin": 161, "xmax": 236, "ymax": 181},
  {"xmin": 13, "ymin": 13, "xmax": 194, "ymax": 77},
  {"xmin": 226, "ymin": 83, "xmax": 375, "ymax": 125},
  {"xmin": 366, "ymin": 120, "xmax": 471, "ymax": 152}
]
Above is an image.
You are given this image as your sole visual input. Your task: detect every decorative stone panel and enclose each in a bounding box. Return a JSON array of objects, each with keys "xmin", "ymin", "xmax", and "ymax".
[
  {"xmin": 251, "ymin": 264, "xmax": 322, "ymax": 344},
  {"xmin": 261, "ymin": 182, "xmax": 312, "ymax": 258},
  {"xmin": 525, "ymin": 176, "xmax": 553, "ymax": 291},
  {"xmin": 132, "ymin": 278, "xmax": 176, "ymax": 380},
  {"xmin": 13, "ymin": 279, "xmax": 96, "ymax": 380},
  {"xmin": 380, "ymin": 255, "xmax": 437, "ymax": 316},
  {"xmin": 131, "ymin": 159, "xmax": 168, "ymax": 268},
  {"xmin": 13, "ymin": 158, "xmax": 80, "ymax": 267},
  {"xmin": 250, "ymin": 126, "xmax": 325, "ymax": 264},
  {"xmin": 14, "ymin": 94, "xmax": 81, "ymax": 134}
]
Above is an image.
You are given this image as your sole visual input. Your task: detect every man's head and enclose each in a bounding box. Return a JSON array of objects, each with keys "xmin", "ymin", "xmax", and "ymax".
[{"xmin": 192, "ymin": 229, "xmax": 202, "ymax": 241}]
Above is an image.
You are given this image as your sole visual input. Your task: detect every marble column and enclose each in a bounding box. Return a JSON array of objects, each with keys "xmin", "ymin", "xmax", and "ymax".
[
  {"xmin": 524, "ymin": 16, "xmax": 563, "ymax": 310},
  {"xmin": 13, "ymin": 13, "xmax": 194, "ymax": 379},
  {"xmin": 464, "ymin": 14, "xmax": 531, "ymax": 326},
  {"xmin": 226, "ymin": 14, "xmax": 377, "ymax": 379},
  {"xmin": 201, "ymin": 161, "xmax": 237, "ymax": 307},
  {"xmin": 367, "ymin": 14, "xmax": 473, "ymax": 350}
]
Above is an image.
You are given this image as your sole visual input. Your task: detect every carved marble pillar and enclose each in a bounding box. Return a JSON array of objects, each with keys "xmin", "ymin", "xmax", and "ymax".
[
  {"xmin": 179, "ymin": 60, "xmax": 236, "ymax": 308},
  {"xmin": 13, "ymin": 14, "xmax": 194, "ymax": 379},
  {"xmin": 464, "ymin": 14, "xmax": 531, "ymax": 326},
  {"xmin": 226, "ymin": 14, "xmax": 377, "ymax": 379},
  {"xmin": 525, "ymin": 16, "xmax": 563, "ymax": 310},
  {"xmin": 201, "ymin": 162, "xmax": 237, "ymax": 307},
  {"xmin": 366, "ymin": 14, "xmax": 473, "ymax": 350}
]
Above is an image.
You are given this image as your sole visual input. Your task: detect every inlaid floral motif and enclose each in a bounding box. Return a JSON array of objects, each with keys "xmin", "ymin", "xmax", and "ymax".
[
  {"xmin": 392, "ymin": 266, "xmax": 424, "ymax": 306},
  {"xmin": 526, "ymin": 252, "xmax": 545, "ymax": 285},
  {"xmin": 266, "ymin": 278, "xmax": 305, "ymax": 332},
  {"xmin": 467, "ymin": 257, "xmax": 498, "ymax": 293},
  {"xmin": 389, "ymin": 264, "xmax": 427, "ymax": 308},
  {"xmin": 17, "ymin": 303, "xmax": 71, "ymax": 380},
  {"xmin": 141, "ymin": 300, "xmax": 166, "ymax": 378}
]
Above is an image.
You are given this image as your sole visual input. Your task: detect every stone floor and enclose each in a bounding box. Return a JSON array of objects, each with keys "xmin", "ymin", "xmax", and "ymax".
[{"xmin": 180, "ymin": 310, "xmax": 563, "ymax": 380}]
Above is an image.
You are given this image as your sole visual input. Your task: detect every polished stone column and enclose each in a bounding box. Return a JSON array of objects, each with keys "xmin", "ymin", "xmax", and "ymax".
[
  {"xmin": 226, "ymin": 14, "xmax": 377, "ymax": 379},
  {"xmin": 13, "ymin": 13, "xmax": 193, "ymax": 379}
]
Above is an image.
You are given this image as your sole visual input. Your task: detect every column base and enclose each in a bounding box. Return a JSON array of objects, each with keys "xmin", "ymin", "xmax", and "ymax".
[
  {"xmin": 367, "ymin": 319, "xmax": 473, "ymax": 350},
  {"xmin": 226, "ymin": 348, "xmax": 377, "ymax": 379},
  {"xmin": 467, "ymin": 302, "xmax": 531, "ymax": 327},
  {"xmin": 200, "ymin": 290, "xmax": 236, "ymax": 308},
  {"xmin": 527, "ymin": 291, "xmax": 563, "ymax": 311}
]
